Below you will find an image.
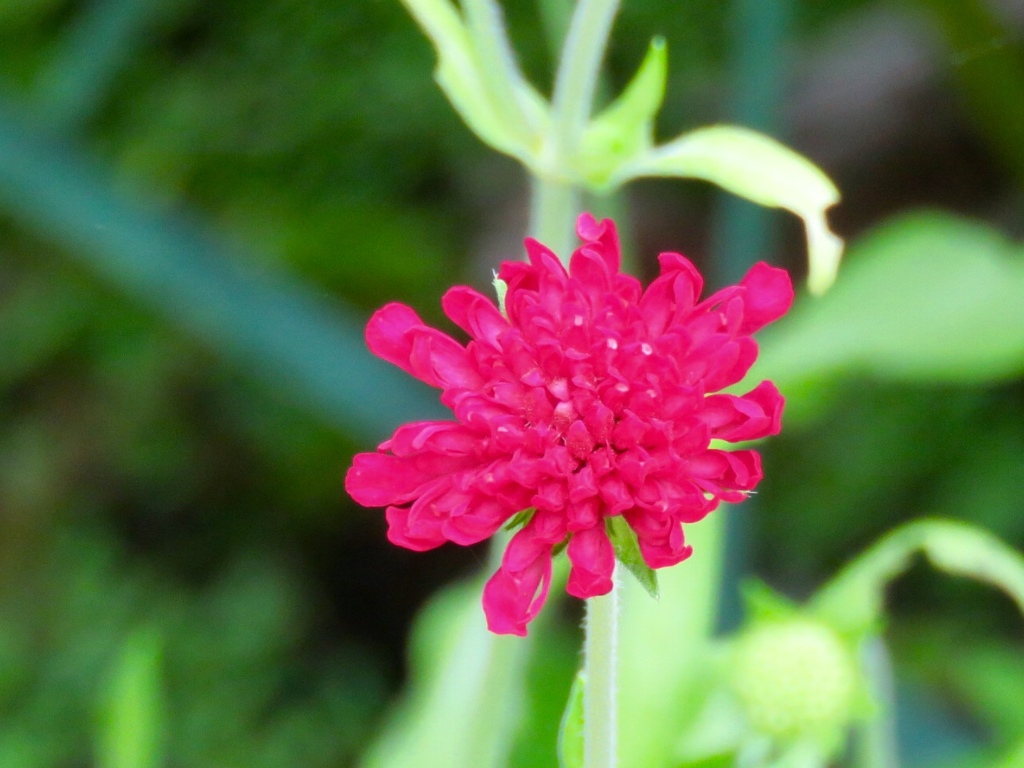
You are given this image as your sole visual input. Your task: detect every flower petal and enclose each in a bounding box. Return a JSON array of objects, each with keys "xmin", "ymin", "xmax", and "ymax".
[
  {"xmin": 345, "ymin": 451, "xmax": 460, "ymax": 507},
  {"xmin": 737, "ymin": 262, "xmax": 794, "ymax": 333},
  {"xmin": 576, "ymin": 213, "xmax": 620, "ymax": 274},
  {"xmin": 482, "ymin": 527, "xmax": 555, "ymax": 636},
  {"xmin": 566, "ymin": 525, "xmax": 615, "ymax": 598},
  {"xmin": 640, "ymin": 252, "xmax": 705, "ymax": 336},
  {"xmin": 365, "ymin": 302, "xmax": 428, "ymax": 376},
  {"xmin": 442, "ymin": 286, "xmax": 509, "ymax": 347},
  {"xmin": 385, "ymin": 420, "xmax": 478, "ymax": 457},
  {"xmin": 701, "ymin": 380, "xmax": 784, "ymax": 442},
  {"xmin": 407, "ymin": 327, "xmax": 484, "ymax": 389},
  {"xmin": 625, "ymin": 510, "xmax": 694, "ymax": 569},
  {"xmin": 444, "ymin": 496, "xmax": 513, "ymax": 545},
  {"xmin": 385, "ymin": 504, "xmax": 446, "ymax": 552}
]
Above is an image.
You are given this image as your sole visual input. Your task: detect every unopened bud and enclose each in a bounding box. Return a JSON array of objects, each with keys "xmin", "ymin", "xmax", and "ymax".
[{"xmin": 731, "ymin": 618, "xmax": 858, "ymax": 739}]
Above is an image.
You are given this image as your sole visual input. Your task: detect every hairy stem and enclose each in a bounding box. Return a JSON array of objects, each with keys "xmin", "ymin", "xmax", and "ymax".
[
  {"xmin": 549, "ymin": 0, "xmax": 620, "ymax": 160},
  {"xmin": 532, "ymin": 0, "xmax": 620, "ymax": 256},
  {"xmin": 528, "ymin": 176, "xmax": 579, "ymax": 260},
  {"xmin": 583, "ymin": 572, "xmax": 620, "ymax": 768}
]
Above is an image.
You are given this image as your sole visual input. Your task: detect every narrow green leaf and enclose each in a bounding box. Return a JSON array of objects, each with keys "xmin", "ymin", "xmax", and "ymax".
[
  {"xmin": 503, "ymin": 507, "xmax": 535, "ymax": 532},
  {"xmin": 579, "ymin": 38, "xmax": 667, "ymax": 187},
  {"xmin": 399, "ymin": 0, "xmax": 545, "ymax": 164},
  {"xmin": 607, "ymin": 516, "xmax": 658, "ymax": 599},
  {"xmin": 95, "ymin": 629, "xmax": 164, "ymax": 768},
  {"xmin": 813, "ymin": 519, "xmax": 1024, "ymax": 636},
  {"xmin": 614, "ymin": 125, "xmax": 843, "ymax": 295},
  {"xmin": 557, "ymin": 671, "xmax": 585, "ymax": 768},
  {"xmin": 461, "ymin": 0, "xmax": 547, "ymax": 138}
]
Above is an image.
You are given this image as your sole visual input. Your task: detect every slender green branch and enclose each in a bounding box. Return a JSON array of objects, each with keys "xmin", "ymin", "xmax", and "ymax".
[
  {"xmin": 533, "ymin": 0, "xmax": 620, "ymax": 257},
  {"xmin": 536, "ymin": 0, "xmax": 574, "ymax": 68},
  {"xmin": 855, "ymin": 637, "xmax": 900, "ymax": 768},
  {"xmin": 549, "ymin": 0, "xmax": 620, "ymax": 162},
  {"xmin": 583, "ymin": 573, "xmax": 619, "ymax": 768}
]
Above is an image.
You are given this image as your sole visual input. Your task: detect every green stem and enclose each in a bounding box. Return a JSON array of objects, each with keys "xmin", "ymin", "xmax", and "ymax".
[
  {"xmin": 528, "ymin": 176, "xmax": 580, "ymax": 259},
  {"xmin": 583, "ymin": 572, "xmax": 619, "ymax": 768},
  {"xmin": 855, "ymin": 637, "xmax": 900, "ymax": 768},
  {"xmin": 537, "ymin": 0, "xmax": 574, "ymax": 70},
  {"xmin": 549, "ymin": 0, "xmax": 620, "ymax": 159},
  {"xmin": 531, "ymin": 5, "xmax": 623, "ymax": 765},
  {"xmin": 532, "ymin": 0, "xmax": 620, "ymax": 257}
]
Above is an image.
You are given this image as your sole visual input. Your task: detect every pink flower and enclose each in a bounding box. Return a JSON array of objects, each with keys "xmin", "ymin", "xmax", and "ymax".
[{"xmin": 345, "ymin": 215, "xmax": 792, "ymax": 636}]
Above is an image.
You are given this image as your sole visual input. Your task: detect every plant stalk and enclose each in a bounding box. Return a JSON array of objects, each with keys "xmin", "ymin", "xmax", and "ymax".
[
  {"xmin": 549, "ymin": 0, "xmax": 620, "ymax": 159},
  {"xmin": 532, "ymin": 0, "xmax": 620, "ymax": 257},
  {"xmin": 583, "ymin": 572, "xmax": 619, "ymax": 768},
  {"xmin": 529, "ymin": 4, "xmax": 623, "ymax": 765},
  {"xmin": 528, "ymin": 177, "xmax": 579, "ymax": 259}
]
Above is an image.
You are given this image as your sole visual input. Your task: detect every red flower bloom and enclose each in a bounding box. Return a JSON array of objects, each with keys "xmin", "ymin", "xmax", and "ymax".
[{"xmin": 345, "ymin": 215, "xmax": 792, "ymax": 636}]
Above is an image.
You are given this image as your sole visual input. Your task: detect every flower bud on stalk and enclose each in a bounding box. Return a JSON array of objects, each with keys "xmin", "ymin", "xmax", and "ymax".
[{"xmin": 731, "ymin": 617, "xmax": 860, "ymax": 743}]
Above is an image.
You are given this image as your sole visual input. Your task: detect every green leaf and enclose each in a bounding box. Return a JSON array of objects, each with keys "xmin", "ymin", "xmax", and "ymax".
[
  {"xmin": 557, "ymin": 671, "xmax": 585, "ymax": 768},
  {"xmin": 813, "ymin": 519, "xmax": 1024, "ymax": 637},
  {"xmin": 95, "ymin": 629, "xmax": 164, "ymax": 768},
  {"xmin": 398, "ymin": 0, "xmax": 545, "ymax": 164},
  {"xmin": 613, "ymin": 125, "xmax": 842, "ymax": 296},
  {"xmin": 507, "ymin": 622, "xmax": 579, "ymax": 767},
  {"xmin": 579, "ymin": 38, "xmax": 667, "ymax": 187},
  {"xmin": 607, "ymin": 516, "xmax": 658, "ymax": 599},
  {"xmin": 359, "ymin": 575, "xmax": 532, "ymax": 768},
  {"xmin": 750, "ymin": 213, "xmax": 1024, "ymax": 419}
]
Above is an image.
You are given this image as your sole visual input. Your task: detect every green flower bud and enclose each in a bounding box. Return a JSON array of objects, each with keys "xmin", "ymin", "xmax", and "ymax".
[{"xmin": 730, "ymin": 618, "xmax": 859, "ymax": 740}]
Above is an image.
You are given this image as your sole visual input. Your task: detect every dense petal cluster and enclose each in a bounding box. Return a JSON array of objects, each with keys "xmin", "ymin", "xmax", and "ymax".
[{"xmin": 345, "ymin": 215, "xmax": 792, "ymax": 635}]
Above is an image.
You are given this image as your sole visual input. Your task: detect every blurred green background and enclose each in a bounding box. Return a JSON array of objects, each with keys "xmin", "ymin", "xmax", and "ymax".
[{"xmin": 0, "ymin": 0, "xmax": 1023, "ymax": 765}]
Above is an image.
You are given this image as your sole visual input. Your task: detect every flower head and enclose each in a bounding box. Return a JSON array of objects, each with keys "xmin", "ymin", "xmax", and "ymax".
[{"xmin": 345, "ymin": 214, "xmax": 792, "ymax": 635}]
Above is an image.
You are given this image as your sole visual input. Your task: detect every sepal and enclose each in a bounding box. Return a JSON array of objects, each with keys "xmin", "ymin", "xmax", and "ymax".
[
  {"xmin": 503, "ymin": 507, "xmax": 536, "ymax": 533},
  {"xmin": 607, "ymin": 516, "xmax": 659, "ymax": 599},
  {"xmin": 492, "ymin": 273, "xmax": 508, "ymax": 317},
  {"xmin": 740, "ymin": 579, "xmax": 802, "ymax": 623},
  {"xmin": 578, "ymin": 38, "xmax": 667, "ymax": 187}
]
